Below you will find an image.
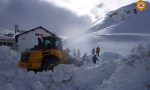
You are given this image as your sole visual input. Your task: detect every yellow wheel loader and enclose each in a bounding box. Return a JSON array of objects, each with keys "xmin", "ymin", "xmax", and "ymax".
[{"xmin": 18, "ymin": 36, "xmax": 67, "ymax": 73}]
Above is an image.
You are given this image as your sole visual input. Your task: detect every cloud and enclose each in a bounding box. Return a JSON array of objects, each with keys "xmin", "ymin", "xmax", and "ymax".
[
  {"xmin": 44, "ymin": 0, "xmax": 103, "ymax": 20},
  {"xmin": 0, "ymin": 0, "xmax": 92, "ymax": 36},
  {"xmin": 44, "ymin": 0, "xmax": 149, "ymax": 20}
]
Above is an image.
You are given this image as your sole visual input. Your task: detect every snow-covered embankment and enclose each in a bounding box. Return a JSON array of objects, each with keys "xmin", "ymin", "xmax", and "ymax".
[{"xmin": 0, "ymin": 44, "xmax": 150, "ymax": 90}]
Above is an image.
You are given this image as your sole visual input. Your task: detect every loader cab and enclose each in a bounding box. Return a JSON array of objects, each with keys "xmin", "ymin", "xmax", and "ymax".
[
  {"xmin": 31, "ymin": 36, "xmax": 63, "ymax": 50},
  {"xmin": 42, "ymin": 36, "xmax": 63, "ymax": 50}
]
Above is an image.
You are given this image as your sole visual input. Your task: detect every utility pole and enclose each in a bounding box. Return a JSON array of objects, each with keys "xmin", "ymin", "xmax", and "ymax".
[{"xmin": 14, "ymin": 25, "xmax": 19, "ymax": 34}]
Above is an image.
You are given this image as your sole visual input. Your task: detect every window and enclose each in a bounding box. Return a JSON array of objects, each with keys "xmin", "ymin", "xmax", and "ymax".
[
  {"xmin": 7, "ymin": 42, "xmax": 14, "ymax": 46},
  {"xmin": 0, "ymin": 42, "xmax": 14, "ymax": 46},
  {"xmin": 0, "ymin": 42, "xmax": 3, "ymax": 45},
  {"xmin": 43, "ymin": 38, "xmax": 62, "ymax": 50},
  {"xmin": 45, "ymin": 40, "xmax": 52, "ymax": 48},
  {"xmin": 0, "ymin": 42, "xmax": 6, "ymax": 46},
  {"xmin": 55, "ymin": 40, "xmax": 62, "ymax": 50}
]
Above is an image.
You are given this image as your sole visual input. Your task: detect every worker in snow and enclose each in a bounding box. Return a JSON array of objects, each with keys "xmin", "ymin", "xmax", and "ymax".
[
  {"xmin": 83, "ymin": 53, "xmax": 89, "ymax": 62},
  {"xmin": 92, "ymin": 55, "xmax": 99, "ymax": 64},
  {"xmin": 96, "ymin": 47, "xmax": 100, "ymax": 56},
  {"xmin": 91, "ymin": 48, "xmax": 95, "ymax": 55},
  {"xmin": 77, "ymin": 49, "xmax": 81, "ymax": 58},
  {"xmin": 73, "ymin": 49, "xmax": 77, "ymax": 57}
]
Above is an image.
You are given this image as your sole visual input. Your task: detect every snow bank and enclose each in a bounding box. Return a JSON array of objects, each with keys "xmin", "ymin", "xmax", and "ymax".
[
  {"xmin": 97, "ymin": 44, "xmax": 150, "ymax": 90},
  {"xmin": 99, "ymin": 52, "xmax": 123, "ymax": 62},
  {"xmin": 0, "ymin": 44, "xmax": 150, "ymax": 90},
  {"xmin": 0, "ymin": 46, "xmax": 20, "ymax": 64},
  {"xmin": 32, "ymin": 81, "xmax": 45, "ymax": 90},
  {"xmin": 2, "ymin": 83, "xmax": 15, "ymax": 90},
  {"xmin": 0, "ymin": 45, "xmax": 118, "ymax": 90}
]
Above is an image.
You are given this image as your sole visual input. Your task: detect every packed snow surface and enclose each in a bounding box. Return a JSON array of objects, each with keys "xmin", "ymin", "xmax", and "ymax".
[{"xmin": 0, "ymin": 44, "xmax": 150, "ymax": 90}]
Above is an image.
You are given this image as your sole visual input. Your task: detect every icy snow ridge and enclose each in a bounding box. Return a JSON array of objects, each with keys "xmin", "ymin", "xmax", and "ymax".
[{"xmin": 0, "ymin": 44, "xmax": 150, "ymax": 90}]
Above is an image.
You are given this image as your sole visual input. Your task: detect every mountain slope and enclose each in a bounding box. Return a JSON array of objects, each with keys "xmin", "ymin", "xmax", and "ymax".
[{"xmin": 88, "ymin": 2, "xmax": 150, "ymax": 34}]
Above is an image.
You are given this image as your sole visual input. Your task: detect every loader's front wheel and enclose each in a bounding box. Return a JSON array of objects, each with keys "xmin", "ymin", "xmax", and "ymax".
[
  {"xmin": 42, "ymin": 56, "xmax": 60, "ymax": 71},
  {"xmin": 27, "ymin": 69, "xmax": 30, "ymax": 72}
]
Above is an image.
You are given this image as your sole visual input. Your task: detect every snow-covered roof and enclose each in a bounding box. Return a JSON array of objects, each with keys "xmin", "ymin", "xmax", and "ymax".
[
  {"xmin": 0, "ymin": 28, "xmax": 15, "ymax": 40},
  {"xmin": 0, "ymin": 34, "xmax": 15, "ymax": 41},
  {"xmin": 0, "ymin": 28, "xmax": 14, "ymax": 35}
]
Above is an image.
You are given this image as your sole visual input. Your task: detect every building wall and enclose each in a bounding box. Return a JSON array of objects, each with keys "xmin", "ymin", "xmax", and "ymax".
[{"xmin": 17, "ymin": 28, "xmax": 53, "ymax": 52}]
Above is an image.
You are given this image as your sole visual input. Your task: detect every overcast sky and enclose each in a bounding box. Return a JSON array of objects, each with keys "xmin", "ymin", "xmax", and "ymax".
[{"xmin": 0, "ymin": 0, "xmax": 146, "ymax": 36}]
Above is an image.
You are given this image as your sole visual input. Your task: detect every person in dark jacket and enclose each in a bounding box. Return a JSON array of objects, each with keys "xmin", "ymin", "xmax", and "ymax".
[
  {"xmin": 92, "ymin": 55, "xmax": 99, "ymax": 64},
  {"xmin": 96, "ymin": 47, "xmax": 100, "ymax": 56}
]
